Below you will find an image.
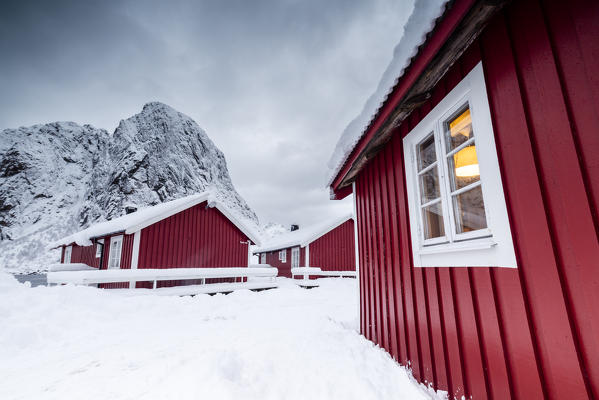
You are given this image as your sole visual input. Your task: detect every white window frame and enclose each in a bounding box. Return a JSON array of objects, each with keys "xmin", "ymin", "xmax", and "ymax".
[
  {"xmin": 64, "ymin": 245, "xmax": 72, "ymax": 264},
  {"xmin": 291, "ymin": 247, "xmax": 300, "ymax": 268},
  {"xmin": 95, "ymin": 239, "xmax": 104, "ymax": 258},
  {"xmin": 279, "ymin": 249, "xmax": 287, "ymax": 263},
  {"xmin": 403, "ymin": 62, "xmax": 517, "ymax": 268},
  {"xmin": 260, "ymin": 253, "xmax": 266, "ymax": 264},
  {"xmin": 107, "ymin": 235, "xmax": 124, "ymax": 270}
]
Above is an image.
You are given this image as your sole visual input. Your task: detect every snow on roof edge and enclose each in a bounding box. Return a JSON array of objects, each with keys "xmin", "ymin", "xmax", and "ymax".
[
  {"xmin": 326, "ymin": 0, "xmax": 449, "ymax": 188},
  {"xmin": 50, "ymin": 191, "xmax": 262, "ymax": 249},
  {"xmin": 253, "ymin": 212, "xmax": 354, "ymax": 254}
]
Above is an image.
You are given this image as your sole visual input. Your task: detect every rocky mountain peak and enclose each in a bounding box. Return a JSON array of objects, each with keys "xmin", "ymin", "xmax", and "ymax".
[{"xmin": 0, "ymin": 103, "xmax": 258, "ymax": 273}]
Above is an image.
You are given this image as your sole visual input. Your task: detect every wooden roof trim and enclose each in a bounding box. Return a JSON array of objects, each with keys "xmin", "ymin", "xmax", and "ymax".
[{"xmin": 331, "ymin": 0, "xmax": 508, "ymax": 194}]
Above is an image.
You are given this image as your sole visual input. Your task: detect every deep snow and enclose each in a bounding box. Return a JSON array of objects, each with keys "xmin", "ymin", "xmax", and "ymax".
[{"xmin": 0, "ymin": 273, "xmax": 445, "ymax": 400}]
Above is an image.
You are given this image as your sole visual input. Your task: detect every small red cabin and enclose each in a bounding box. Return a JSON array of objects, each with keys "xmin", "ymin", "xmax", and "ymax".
[
  {"xmin": 52, "ymin": 192, "xmax": 261, "ymax": 288},
  {"xmin": 253, "ymin": 214, "xmax": 355, "ymax": 278},
  {"xmin": 328, "ymin": 0, "xmax": 598, "ymax": 398}
]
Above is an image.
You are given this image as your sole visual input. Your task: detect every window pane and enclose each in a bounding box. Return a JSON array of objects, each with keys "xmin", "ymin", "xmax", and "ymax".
[
  {"xmin": 445, "ymin": 106, "xmax": 473, "ymax": 152},
  {"xmin": 447, "ymin": 143, "xmax": 480, "ymax": 191},
  {"xmin": 417, "ymin": 134, "xmax": 436, "ymax": 171},
  {"xmin": 422, "ymin": 202, "xmax": 445, "ymax": 239},
  {"xmin": 452, "ymin": 185, "xmax": 488, "ymax": 233},
  {"xmin": 419, "ymin": 166, "xmax": 440, "ymax": 204}
]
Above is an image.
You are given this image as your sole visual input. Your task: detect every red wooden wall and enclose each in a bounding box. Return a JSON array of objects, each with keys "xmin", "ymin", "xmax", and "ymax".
[
  {"xmin": 309, "ymin": 219, "xmax": 355, "ymax": 272},
  {"xmin": 62, "ymin": 243, "xmax": 97, "ymax": 267},
  {"xmin": 61, "ymin": 202, "xmax": 252, "ymax": 289},
  {"xmin": 260, "ymin": 247, "xmax": 305, "ymax": 278},
  {"xmin": 62, "ymin": 234, "xmax": 134, "ymax": 288},
  {"xmin": 136, "ymin": 201, "xmax": 250, "ymax": 287},
  {"xmin": 353, "ymin": 0, "xmax": 599, "ymax": 398}
]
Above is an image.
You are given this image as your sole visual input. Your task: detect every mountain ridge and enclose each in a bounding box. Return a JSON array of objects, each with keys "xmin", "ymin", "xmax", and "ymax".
[{"xmin": 0, "ymin": 102, "xmax": 259, "ymax": 273}]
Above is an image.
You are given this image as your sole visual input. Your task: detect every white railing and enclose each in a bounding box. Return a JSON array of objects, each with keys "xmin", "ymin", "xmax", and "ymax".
[
  {"xmin": 47, "ymin": 265, "xmax": 278, "ymax": 295},
  {"xmin": 291, "ymin": 267, "xmax": 356, "ymax": 280},
  {"xmin": 48, "ymin": 263, "xmax": 96, "ymax": 272}
]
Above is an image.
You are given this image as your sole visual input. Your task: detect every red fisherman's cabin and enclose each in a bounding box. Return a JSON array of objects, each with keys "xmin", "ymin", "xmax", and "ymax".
[
  {"xmin": 253, "ymin": 214, "xmax": 355, "ymax": 278},
  {"xmin": 52, "ymin": 192, "xmax": 261, "ymax": 288},
  {"xmin": 328, "ymin": 0, "xmax": 599, "ymax": 398}
]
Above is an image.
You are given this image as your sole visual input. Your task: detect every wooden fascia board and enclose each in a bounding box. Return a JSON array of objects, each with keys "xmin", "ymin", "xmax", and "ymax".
[{"xmin": 331, "ymin": 0, "xmax": 507, "ymax": 191}]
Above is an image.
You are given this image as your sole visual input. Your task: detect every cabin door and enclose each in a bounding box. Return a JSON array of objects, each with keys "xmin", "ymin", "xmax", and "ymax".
[
  {"xmin": 64, "ymin": 246, "xmax": 72, "ymax": 263},
  {"xmin": 291, "ymin": 247, "xmax": 300, "ymax": 268}
]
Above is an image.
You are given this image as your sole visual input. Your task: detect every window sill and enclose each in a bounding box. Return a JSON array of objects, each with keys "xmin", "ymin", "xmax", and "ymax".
[{"xmin": 418, "ymin": 238, "xmax": 497, "ymax": 255}]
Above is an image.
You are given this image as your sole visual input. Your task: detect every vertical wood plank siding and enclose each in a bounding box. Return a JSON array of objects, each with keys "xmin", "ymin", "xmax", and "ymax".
[
  {"xmin": 259, "ymin": 221, "xmax": 355, "ymax": 278},
  {"xmin": 309, "ymin": 219, "xmax": 355, "ymax": 272},
  {"xmin": 66, "ymin": 244, "xmax": 97, "ymax": 268},
  {"xmin": 136, "ymin": 201, "xmax": 249, "ymax": 287},
  {"xmin": 262, "ymin": 247, "xmax": 298, "ymax": 278},
  {"xmin": 354, "ymin": 0, "xmax": 598, "ymax": 398}
]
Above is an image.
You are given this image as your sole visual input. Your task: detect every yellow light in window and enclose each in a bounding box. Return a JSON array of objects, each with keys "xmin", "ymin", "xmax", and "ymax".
[
  {"xmin": 449, "ymin": 108, "xmax": 472, "ymax": 138},
  {"xmin": 454, "ymin": 145, "xmax": 479, "ymax": 177}
]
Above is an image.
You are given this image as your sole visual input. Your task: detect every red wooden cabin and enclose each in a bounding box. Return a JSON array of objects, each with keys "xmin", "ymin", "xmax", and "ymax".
[
  {"xmin": 253, "ymin": 214, "xmax": 355, "ymax": 278},
  {"xmin": 328, "ymin": 0, "xmax": 599, "ymax": 398},
  {"xmin": 52, "ymin": 192, "xmax": 261, "ymax": 289}
]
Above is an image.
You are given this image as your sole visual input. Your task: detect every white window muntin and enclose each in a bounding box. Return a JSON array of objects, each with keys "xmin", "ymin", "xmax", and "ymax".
[
  {"xmin": 413, "ymin": 97, "xmax": 492, "ymax": 247},
  {"xmin": 64, "ymin": 245, "xmax": 72, "ymax": 263},
  {"xmin": 107, "ymin": 235, "xmax": 123, "ymax": 269},
  {"xmin": 403, "ymin": 62, "xmax": 517, "ymax": 267},
  {"xmin": 260, "ymin": 253, "xmax": 266, "ymax": 264},
  {"xmin": 279, "ymin": 250, "xmax": 287, "ymax": 263}
]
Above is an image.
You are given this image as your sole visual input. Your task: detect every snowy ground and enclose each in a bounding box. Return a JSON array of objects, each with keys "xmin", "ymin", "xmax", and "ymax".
[{"xmin": 0, "ymin": 273, "xmax": 445, "ymax": 400}]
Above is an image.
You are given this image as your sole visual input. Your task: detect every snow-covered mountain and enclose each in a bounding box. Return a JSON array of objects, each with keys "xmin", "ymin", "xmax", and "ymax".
[
  {"xmin": 0, "ymin": 102, "xmax": 259, "ymax": 273},
  {"xmin": 261, "ymin": 222, "xmax": 289, "ymax": 240}
]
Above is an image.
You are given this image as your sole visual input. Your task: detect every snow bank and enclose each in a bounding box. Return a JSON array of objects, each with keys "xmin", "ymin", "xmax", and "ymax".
[
  {"xmin": 327, "ymin": 0, "xmax": 448, "ymax": 186},
  {"xmin": 0, "ymin": 272, "xmax": 445, "ymax": 399}
]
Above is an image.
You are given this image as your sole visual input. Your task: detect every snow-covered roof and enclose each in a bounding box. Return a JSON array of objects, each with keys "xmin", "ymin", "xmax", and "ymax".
[
  {"xmin": 51, "ymin": 192, "xmax": 262, "ymax": 248},
  {"xmin": 253, "ymin": 213, "xmax": 353, "ymax": 254},
  {"xmin": 327, "ymin": 0, "xmax": 449, "ymax": 186}
]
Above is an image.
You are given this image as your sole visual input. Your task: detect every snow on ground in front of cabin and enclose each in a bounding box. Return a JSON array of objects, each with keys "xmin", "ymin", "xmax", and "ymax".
[{"xmin": 0, "ymin": 273, "xmax": 446, "ymax": 400}]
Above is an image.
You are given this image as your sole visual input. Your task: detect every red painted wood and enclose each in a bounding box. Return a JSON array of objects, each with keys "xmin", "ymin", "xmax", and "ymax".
[
  {"xmin": 391, "ymin": 127, "xmax": 421, "ymax": 377},
  {"xmin": 424, "ymin": 269, "xmax": 448, "ymax": 390},
  {"xmin": 340, "ymin": 1, "xmax": 599, "ymax": 397},
  {"xmin": 385, "ymin": 143, "xmax": 409, "ymax": 363},
  {"xmin": 363, "ymin": 168, "xmax": 377, "ymax": 341},
  {"xmin": 263, "ymin": 249, "xmax": 292, "ymax": 278},
  {"xmin": 309, "ymin": 220, "xmax": 355, "ymax": 272},
  {"xmin": 437, "ymin": 268, "xmax": 466, "ymax": 398},
  {"xmin": 379, "ymin": 148, "xmax": 400, "ymax": 361},
  {"xmin": 373, "ymin": 156, "xmax": 390, "ymax": 352},
  {"xmin": 66, "ymin": 243, "xmax": 97, "ymax": 268},
  {"xmin": 470, "ymin": 268, "xmax": 511, "ymax": 399}
]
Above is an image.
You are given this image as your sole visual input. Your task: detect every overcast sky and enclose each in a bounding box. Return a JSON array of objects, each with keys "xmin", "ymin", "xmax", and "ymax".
[{"xmin": 0, "ymin": 0, "xmax": 414, "ymax": 229}]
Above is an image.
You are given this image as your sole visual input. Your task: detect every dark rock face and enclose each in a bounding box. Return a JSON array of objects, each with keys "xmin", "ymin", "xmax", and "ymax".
[{"xmin": 0, "ymin": 102, "xmax": 258, "ymax": 272}]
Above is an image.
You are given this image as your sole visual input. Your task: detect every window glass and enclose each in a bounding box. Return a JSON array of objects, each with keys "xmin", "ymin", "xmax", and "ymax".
[
  {"xmin": 443, "ymin": 105, "xmax": 488, "ymax": 234},
  {"xmin": 417, "ymin": 134, "xmax": 437, "ymax": 171},
  {"xmin": 402, "ymin": 62, "xmax": 517, "ymax": 267},
  {"xmin": 108, "ymin": 237, "xmax": 122, "ymax": 269},
  {"xmin": 416, "ymin": 134, "xmax": 444, "ymax": 240},
  {"xmin": 422, "ymin": 202, "xmax": 445, "ymax": 239},
  {"xmin": 452, "ymin": 185, "xmax": 487, "ymax": 233},
  {"xmin": 419, "ymin": 166, "xmax": 440, "ymax": 204},
  {"xmin": 447, "ymin": 144, "xmax": 480, "ymax": 190},
  {"xmin": 445, "ymin": 106, "xmax": 474, "ymax": 151}
]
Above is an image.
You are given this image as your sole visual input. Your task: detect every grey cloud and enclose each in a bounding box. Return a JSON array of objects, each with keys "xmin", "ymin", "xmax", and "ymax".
[{"xmin": 0, "ymin": 0, "xmax": 414, "ymax": 228}]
